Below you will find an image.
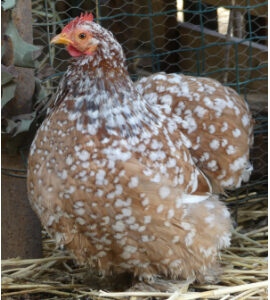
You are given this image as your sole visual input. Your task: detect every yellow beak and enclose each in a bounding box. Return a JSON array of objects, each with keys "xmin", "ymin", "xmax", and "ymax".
[{"xmin": 50, "ymin": 33, "xmax": 73, "ymax": 45}]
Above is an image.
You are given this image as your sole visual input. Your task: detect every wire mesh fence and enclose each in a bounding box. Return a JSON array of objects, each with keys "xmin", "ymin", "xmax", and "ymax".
[{"xmin": 32, "ymin": 0, "xmax": 268, "ymax": 198}]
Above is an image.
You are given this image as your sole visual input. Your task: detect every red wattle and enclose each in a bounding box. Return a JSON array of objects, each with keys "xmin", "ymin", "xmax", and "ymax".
[
  {"xmin": 66, "ymin": 45, "xmax": 95, "ymax": 57},
  {"xmin": 67, "ymin": 45, "xmax": 83, "ymax": 57}
]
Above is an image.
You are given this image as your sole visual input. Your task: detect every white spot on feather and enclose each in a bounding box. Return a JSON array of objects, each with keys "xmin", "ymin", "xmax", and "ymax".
[
  {"xmin": 180, "ymin": 132, "xmax": 192, "ymax": 148},
  {"xmin": 168, "ymin": 209, "xmax": 175, "ymax": 219},
  {"xmin": 76, "ymin": 217, "xmax": 86, "ymax": 225},
  {"xmin": 157, "ymin": 204, "xmax": 164, "ymax": 213},
  {"xmin": 112, "ymin": 221, "xmax": 125, "ymax": 232},
  {"xmin": 115, "ymin": 198, "xmax": 132, "ymax": 207},
  {"xmin": 77, "ymin": 150, "xmax": 90, "ymax": 161},
  {"xmin": 182, "ymin": 194, "xmax": 209, "ymax": 204},
  {"xmin": 75, "ymin": 208, "xmax": 85, "ymax": 216},
  {"xmin": 194, "ymin": 105, "xmax": 207, "ymax": 118},
  {"xmin": 221, "ymin": 177, "xmax": 234, "ymax": 187},
  {"xmin": 226, "ymin": 145, "xmax": 236, "ymax": 155},
  {"xmin": 242, "ymin": 114, "xmax": 249, "ymax": 126},
  {"xmin": 209, "ymin": 139, "xmax": 220, "ymax": 150},
  {"xmin": 150, "ymin": 173, "xmax": 160, "ymax": 183},
  {"xmin": 185, "ymin": 230, "xmax": 195, "ymax": 246},
  {"xmin": 47, "ymin": 216, "xmax": 55, "ymax": 226},
  {"xmin": 66, "ymin": 155, "xmax": 73, "ymax": 165},
  {"xmin": 160, "ymin": 94, "xmax": 172, "ymax": 113},
  {"xmin": 166, "ymin": 158, "xmax": 176, "ymax": 168},
  {"xmin": 159, "ymin": 186, "xmax": 171, "ymax": 199},
  {"xmin": 232, "ymin": 128, "xmax": 241, "ymax": 137},
  {"xmin": 124, "ymin": 245, "xmax": 137, "ymax": 253},
  {"xmin": 221, "ymin": 122, "xmax": 228, "ymax": 132},
  {"xmin": 128, "ymin": 176, "xmax": 139, "ymax": 188},
  {"xmin": 121, "ymin": 207, "xmax": 132, "ymax": 217},
  {"xmin": 221, "ymin": 138, "xmax": 228, "ymax": 147},
  {"xmin": 142, "ymin": 198, "xmax": 149, "ymax": 206},
  {"xmin": 200, "ymin": 247, "xmax": 214, "ymax": 258},
  {"xmin": 200, "ymin": 152, "xmax": 210, "ymax": 162},
  {"xmin": 208, "ymin": 124, "xmax": 216, "ymax": 134},
  {"xmin": 60, "ymin": 169, "xmax": 67, "ymax": 180},
  {"xmin": 230, "ymin": 156, "xmax": 247, "ymax": 171},
  {"xmin": 172, "ymin": 236, "xmax": 180, "ymax": 243},
  {"xmin": 207, "ymin": 160, "xmax": 218, "ymax": 171},
  {"xmin": 144, "ymin": 216, "xmax": 151, "ymax": 224},
  {"xmin": 170, "ymin": 259, "xmax": 182, "ymax": 268},
  {"xmin": 95, "ymin": 169, "xmax": 106, "ymax": 185}
]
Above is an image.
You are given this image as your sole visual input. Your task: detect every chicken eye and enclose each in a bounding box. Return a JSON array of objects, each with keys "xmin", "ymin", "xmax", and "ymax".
[{"xmin": 79, "ymin": 33, "xmax": 86, "ymax": 39}]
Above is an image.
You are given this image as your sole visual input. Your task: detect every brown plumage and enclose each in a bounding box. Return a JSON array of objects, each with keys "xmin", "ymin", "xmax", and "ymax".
[
  {"xmin": 27, "ymin": 13, "xmax": 242, "ymax": 285},
  {"xmin": 136, "ymin": 73, "xmax": 254, "ymax": 193}
]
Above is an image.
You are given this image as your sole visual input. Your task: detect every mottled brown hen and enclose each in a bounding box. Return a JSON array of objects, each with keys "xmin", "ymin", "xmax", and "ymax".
[
  {"xmin": 136, "ymin": 74, "xmax": 253, "ymax": 193},
  {"xmin": 27, "ymin": 13, "xmax": 232, "ymax": 285}
]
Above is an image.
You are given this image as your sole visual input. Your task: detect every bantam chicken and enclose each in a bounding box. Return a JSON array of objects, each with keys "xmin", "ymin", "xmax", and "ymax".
[
  {"xmin": 136, "ymin": 74, "xmax": 253, "ymax": 193},
  {"xmin": 27, "ymin": 13, "xmax": 232, "ymax": 285}
]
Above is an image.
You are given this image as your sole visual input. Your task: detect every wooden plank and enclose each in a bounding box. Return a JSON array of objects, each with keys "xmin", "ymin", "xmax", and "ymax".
[
  {"xmin": 204, "ymin": 0, "xmax": 267, "ymax": 17},
  {"xmin": 2, "ymin": 153, "xmax": 42, "ymax": 260},
  {"xmin": 178, "ymin": 22, "xmax": 267, "ymax": 94},
  {"xmin": 2, "ymin": 0, "xmax": 42, "ymax": 260},
  {"xmin": 245, "ymin": 93, "xmax": 268, "ymax": 112},
  {"xmin": 2, "ymin": 0, "xmax": 35, "ymax": 115}
]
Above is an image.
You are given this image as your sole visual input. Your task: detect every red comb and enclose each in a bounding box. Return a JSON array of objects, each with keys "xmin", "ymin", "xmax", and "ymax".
[{"xmin": 62, "ymin": 12, "xmax": 94, "ymax": 33}]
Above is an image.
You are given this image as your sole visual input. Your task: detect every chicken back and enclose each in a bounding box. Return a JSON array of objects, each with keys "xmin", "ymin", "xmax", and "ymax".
[{"xmin": 136, "ymin": 73, "xmax": 253, "ymax": 193}]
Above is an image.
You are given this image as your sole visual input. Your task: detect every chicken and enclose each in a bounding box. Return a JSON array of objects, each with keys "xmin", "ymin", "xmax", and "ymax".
[
  {"xmin": 135, "ymin": 74, "xmax": 254, "ymax": 193},
  {"xmin": 27, "ymin": 13, "xmax": 231, "ymax": 285}
]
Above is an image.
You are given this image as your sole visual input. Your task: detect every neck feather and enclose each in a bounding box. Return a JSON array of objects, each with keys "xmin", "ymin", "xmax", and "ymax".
[{"xmin": 52, "ymin": 55, "xmax": 162, "ymax": 139}]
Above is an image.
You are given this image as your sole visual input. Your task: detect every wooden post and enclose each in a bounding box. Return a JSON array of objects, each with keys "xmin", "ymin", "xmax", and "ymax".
[
  {"xmin": 2, "ymin": 0, "xmax": 42, "ymax": 260},
  {"xmin": 232, "ymin": 9, "xmax": 243, "ymax": 39}
]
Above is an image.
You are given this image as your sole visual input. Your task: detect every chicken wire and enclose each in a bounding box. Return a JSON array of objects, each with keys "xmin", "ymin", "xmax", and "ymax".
[{"xmin": 32, "ymin": 0, "xmax": 267, "ymax": 200}]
